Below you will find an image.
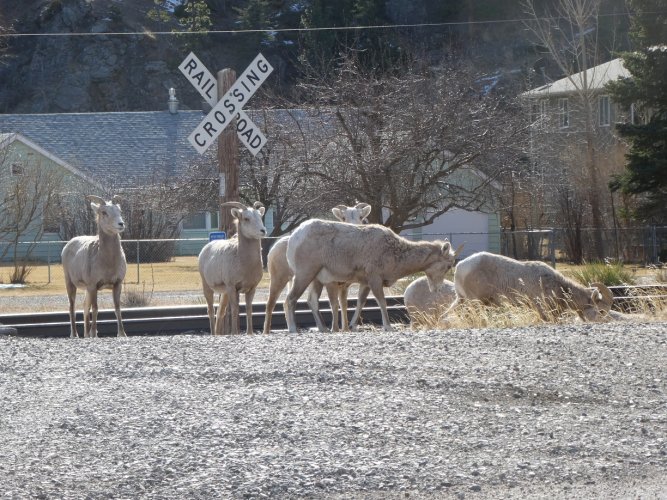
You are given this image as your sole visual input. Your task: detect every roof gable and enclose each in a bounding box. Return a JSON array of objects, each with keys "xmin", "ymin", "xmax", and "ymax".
[
  {"xmin": 0, "ymin": 132, "xmax": 103, "ymax": 190},
  {"xmin": 522, "ymin": 58, "xmax": 629, "ymax": 98}
]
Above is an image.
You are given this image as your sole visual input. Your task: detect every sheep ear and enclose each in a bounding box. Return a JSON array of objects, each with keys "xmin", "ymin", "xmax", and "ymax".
[
  {"xmin": 360, "ymin": 205, "xmax": 372, "ymax": 218},
  {"xmin": 257, "ymin": 206, "xmax": 265, "ymax": 216},
  {"xmin": 441, "ymin": 241, "xmax": 451, "ymax": 253},
  {"xmin": 332, "ymin": 206, "xmax": 345, "ymax": 221},
  {"xmin": 86, "ymin": 195, "xmax": 105, "ymax": 211}
]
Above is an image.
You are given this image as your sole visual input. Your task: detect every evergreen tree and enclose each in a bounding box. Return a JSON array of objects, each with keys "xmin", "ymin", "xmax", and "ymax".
[{"xmin": 607, "ymin": 0, "xmax": 667, "ymax": 222}]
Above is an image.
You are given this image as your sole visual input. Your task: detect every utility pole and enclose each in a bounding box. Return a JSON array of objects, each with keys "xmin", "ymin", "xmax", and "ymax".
[{"xmin": 217, "ymin": 68, "xmax": 240, "ymax": 236}]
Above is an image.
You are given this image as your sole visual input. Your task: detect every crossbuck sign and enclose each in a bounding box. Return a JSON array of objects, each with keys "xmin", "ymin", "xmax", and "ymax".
[{"xmin": 179, "ymin": 52, "xmax": 273, "ymax": 156}]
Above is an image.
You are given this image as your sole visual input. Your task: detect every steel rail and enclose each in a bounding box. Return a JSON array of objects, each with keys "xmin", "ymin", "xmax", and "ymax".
[{"xmin": 1, "ymin": 285, "xmax": 665, "ymax": 338}]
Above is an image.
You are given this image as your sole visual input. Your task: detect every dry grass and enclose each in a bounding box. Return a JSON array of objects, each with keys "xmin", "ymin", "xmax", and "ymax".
[{"xmin": 407, "ymin": 292, "xmax": 667, "ymax": 331}]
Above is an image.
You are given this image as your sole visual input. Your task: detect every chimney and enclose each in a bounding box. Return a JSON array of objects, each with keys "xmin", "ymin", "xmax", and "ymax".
[{"xmin": 168, "ymin": 88, "xmax": 179, "ymax": 114}]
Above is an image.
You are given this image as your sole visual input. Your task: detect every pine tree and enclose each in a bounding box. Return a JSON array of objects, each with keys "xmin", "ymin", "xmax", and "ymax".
[{"xmin": 607, "ymin": 0, "xmax": 667, "ymax": 222}]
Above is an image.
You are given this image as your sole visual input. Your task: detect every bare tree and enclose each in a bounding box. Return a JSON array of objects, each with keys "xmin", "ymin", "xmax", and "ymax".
[
  {"xmin": 293, "ymin": 51, "xmax": 526, "ymax": 232},
  {"xmin": 0, "ymin": 144, "xmax": 65, "ymax": 282},
  {"xmin": 240, "ymin": 106, "xmax": 327, "ymax": 237},
  {"xmin": 523, "ymin": 0, "xmax": 624, "ymax": 259}
]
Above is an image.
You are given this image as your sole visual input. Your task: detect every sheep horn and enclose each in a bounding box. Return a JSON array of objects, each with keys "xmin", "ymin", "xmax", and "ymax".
[
  {"xmin": 591, "ymin": 282, "xmax": 614, "ymax": 308},
  {"xmin": 454, "ymin": 243, "xmax": 465, "ymax": 257},
  {"xmin": 85, "ymin": 195, "xmax": 106, "ymax": 206}
]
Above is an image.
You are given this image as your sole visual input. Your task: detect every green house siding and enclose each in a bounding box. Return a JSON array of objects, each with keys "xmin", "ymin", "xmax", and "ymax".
[{"xmin": 0, "ymin": 135, "xmax": 98, "ymax": 262}]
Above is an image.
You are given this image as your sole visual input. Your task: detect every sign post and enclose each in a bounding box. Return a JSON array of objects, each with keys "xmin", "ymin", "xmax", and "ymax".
[{"xmin": 180, "ymin": 52, "xmax": 273, "ymax": 334}]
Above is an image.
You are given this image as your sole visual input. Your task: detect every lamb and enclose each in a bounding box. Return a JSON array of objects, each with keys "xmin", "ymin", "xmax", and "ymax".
[
  {"xmin": 61, "ymin": 195, "xmax": 127, "ymax": 338},
  {"xmin": 284, "ymin": 219, "xmax": 462, "ymax": 332},
  {"xmin": 404, "ymin": 277, "xmax": 457, "ymax": 325},
  {"xmin": 446, "ymin": 252, "xmax": 613, "ymax": 321},
  {"xmin": 198, "ymin": 201, "xmax": 266, "ymax": 335},
  {"xmin": 262, "ymin": 202, "xmax": 372, "ymax": 334}
]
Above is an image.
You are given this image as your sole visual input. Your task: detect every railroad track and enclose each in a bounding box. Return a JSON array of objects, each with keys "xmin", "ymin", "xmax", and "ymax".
[
  {"xmin": 0, "ymin": 296, "xmax": 409, "ymax": 338},
  {"xmin": 1, "ymin": 285, "xmax": 664, "ymax": 338}
]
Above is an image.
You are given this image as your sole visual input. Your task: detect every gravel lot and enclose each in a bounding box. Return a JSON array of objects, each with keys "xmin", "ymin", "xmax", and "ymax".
[{"xmin": 1, "ymin": 321, "xmax": 666, "ymax": 499}]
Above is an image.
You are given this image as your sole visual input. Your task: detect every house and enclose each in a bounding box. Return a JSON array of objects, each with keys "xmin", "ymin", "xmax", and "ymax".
[
  {"xmin": 0, "ymin": 132, "xmax": 102, "ymax": 262},
  {"xmin": 0, "ymin": 99, "xmax": 502, "ymax": 259},
  {"xmin": 516, "ymin": 58, "xmax": 638, "ymax": 261},
  {"xmin": 521, "ymin": 58, "xmax": 633, "ymax": 130}
]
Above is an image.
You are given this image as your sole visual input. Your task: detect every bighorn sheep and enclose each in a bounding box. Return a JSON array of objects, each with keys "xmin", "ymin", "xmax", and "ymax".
[
  {"xmin": 262, "ymin": 203, "xmax": 372, "ymax": 334},
  {"xmin": 61, "ymin": 195, "xmax": 127, "ymax": 338},
  {"xmin": 285, "ymin": 219, "xmax": 462, "ymax": 332},
  {"xmin": 198, "ymin": 202, "xmax": 266, "ymax": 335},
  {"xmin": 404, "ymin": 277, "xmax": 457, "ymax": 324},
  {"xmin": 447, "ymin": 252, "xmax": 614, "ymax": 321}
]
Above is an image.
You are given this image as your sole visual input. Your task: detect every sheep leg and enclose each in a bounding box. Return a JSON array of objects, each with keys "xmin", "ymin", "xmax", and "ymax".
[
  {"xmin": 368, "ymin": 278, "xmax": 392, "ymax": 331},
  {"xmin": 228, "ymin": 289, "xmax": 240, "ymax": 335},
  {"xmin": 307, "ymin": 280, "xmax": 329, "ymax": 333},
  {"xmin": 339, "ymin": 284, "xmax": 350, "ymax": 332},
  {"xmin": 112, "ymin": 281, "xmax": 127, "ymax": 337},
  {"xmin": 324, "ymin": 282, "xmax": 340, "ymax": 332},
  {"xmin": 65, "ymin": 280, "xmax": 79, "ymax": 338},
  {"xmin": 285, "ymin": 270, "xmax": 319, "ymax": 333},
  {"xmin": 202, "ymin": 281, "xmax": 216, "ymax": 334},
  {"xmin": 245, "ymin": 288, "xmax": 256, "ymax": 334},
  {"xmin": 349, "ymin": 285, "xmax": 371, "ymax": 331},
  {"xmin": 263, "ymin": 274, "xmax": 290, "ymax": 334},
  {"xmin": 84, "ymin": 289, "xmax": 99, "ymax": 338},
  {"xmin": 214, "ymin": 293, "xmax": 229, "ymax": 336}
]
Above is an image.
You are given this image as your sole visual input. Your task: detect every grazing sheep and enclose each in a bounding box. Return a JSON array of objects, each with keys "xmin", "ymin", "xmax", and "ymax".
[
  {"xmin": 447, "ymin": 252, "xmax": 613, "ymax": 321},
  {"xmin": 62, "ymin": 195, "xmax": 127, "ymax": 338},
  {"xmin": 404, "ymin": 277, "xmax": 456, "ymax": 324},
  {"xmin": 285, "ymin": 219, "xmax": 462, "ymax": 332},
  {"xmin": 198, "ymin": 202, "xmax": 266, "ymax": 335},
  {"xmin": 262, "ymin": 202, "xmax": 372, "ymax": 334}
]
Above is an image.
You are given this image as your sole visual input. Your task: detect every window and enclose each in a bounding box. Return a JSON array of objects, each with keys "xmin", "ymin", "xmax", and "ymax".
[
  {"xmin": 531, "ymin": 100, "xmax": 548, "ymax": 128},
  {"xmin": 10, "ymin": 163, "xmax": 23, "ymax": 176},
  {"xmin": 598, "ymin": 95, "xmax": 611, "ymax": 126},
  {"xmin": 182, "ymin": 211, "xmax": 206, "ymax": 229},
  {"xmin": 558, "ymin": 98, "xmax": 569, "ymax": 128}
]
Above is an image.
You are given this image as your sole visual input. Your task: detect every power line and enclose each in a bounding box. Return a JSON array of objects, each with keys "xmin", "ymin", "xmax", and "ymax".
[{"xmin": 1, "ymin": 10, "xmax": 663, "ymax": 38}]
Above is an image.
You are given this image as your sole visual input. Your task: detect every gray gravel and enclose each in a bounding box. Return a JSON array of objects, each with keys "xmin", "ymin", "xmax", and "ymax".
[{"xmin": 1, "ymin": 322, "xmax": 666, "ymax": 499}]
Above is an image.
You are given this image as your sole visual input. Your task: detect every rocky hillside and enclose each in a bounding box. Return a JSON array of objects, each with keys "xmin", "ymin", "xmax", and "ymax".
[
  {"xmin": 0, "ymin": 0, "xmax": 629, "ymax": 114},
  {"xmin": 0, "ymin": 0, "xmax": 254, "ymax": 113}
]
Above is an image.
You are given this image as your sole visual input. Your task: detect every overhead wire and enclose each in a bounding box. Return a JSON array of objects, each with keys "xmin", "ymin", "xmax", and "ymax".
[{"xmin": 0, "ymin": 10, "xmax": 665, "ymax": 38}]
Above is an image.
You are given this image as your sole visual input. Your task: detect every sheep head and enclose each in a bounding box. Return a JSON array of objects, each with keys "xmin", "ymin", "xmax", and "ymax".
[
  {"xmin": 86, "ymin": 195, "xmax": 125, "ymax": 235},
  {"xmin": 222, "ymin": 201, "xmax": 266, "ymax": 240},
  {"xmin": 424, "ymin": 240, "xmax": 462, "ymax": 292},
  {"xmin": 332, "ymin": 202, "xmax": 372, "ymax": 224},
  {"xmin": 579, "ymin": 282, "xmax": 613, "ymax": 321}
]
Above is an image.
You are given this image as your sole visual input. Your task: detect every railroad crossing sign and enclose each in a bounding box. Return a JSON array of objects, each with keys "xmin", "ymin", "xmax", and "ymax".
[{"xmin": 179, "ymin": 52, "xmax": 273, "ymax": 156}]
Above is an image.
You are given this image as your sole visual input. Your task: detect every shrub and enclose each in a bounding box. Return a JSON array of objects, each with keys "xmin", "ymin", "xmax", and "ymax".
[{"xmin": 568, "ymin": 261, "xmax": 635, "ymax": 287}]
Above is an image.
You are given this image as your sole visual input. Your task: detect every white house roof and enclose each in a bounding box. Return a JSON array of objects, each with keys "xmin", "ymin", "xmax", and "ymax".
[{"xmin": 521, "ymin": 58, "xmax": 630, "ymax": 97}]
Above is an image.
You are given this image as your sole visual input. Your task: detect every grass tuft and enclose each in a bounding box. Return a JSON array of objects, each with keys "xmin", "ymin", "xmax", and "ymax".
[{"xmin": 568, "ymin": 261, "xmax": 635, "ymax": 287}]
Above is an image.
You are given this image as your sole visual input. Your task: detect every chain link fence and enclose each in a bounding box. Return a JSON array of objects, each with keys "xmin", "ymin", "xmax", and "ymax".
[{"xmin": 1, "ymin": 227, "xmax": 665, "ymax": 292}]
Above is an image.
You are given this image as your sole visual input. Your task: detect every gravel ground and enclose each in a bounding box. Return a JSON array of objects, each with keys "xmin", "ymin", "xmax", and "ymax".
[{"xmin": 1, "ymin": 322, "xmax": 666, "ymax": 499}]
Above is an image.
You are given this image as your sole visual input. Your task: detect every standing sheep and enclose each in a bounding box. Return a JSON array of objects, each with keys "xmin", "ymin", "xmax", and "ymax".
[
  {"xmin": 447, "ymin": 252, "xmax": 613, "ymax": 321},
  {"xmin": 62, "ymin": 195, "xmax": 127, "ymax": 338},
  {"xmin": 262, "ymin": 202, "xmax": 372, "ymax": 334},
  {"xmin": 198, "ymin": 202, "xmax": 266, "ymax": 335},
  {"xmin": 285, "ymin": 219, "xmax": 462, "ymax": 332},
  {"xmin": 404, "ymin": 277, "xmax": 457, "ymax": 325}
]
